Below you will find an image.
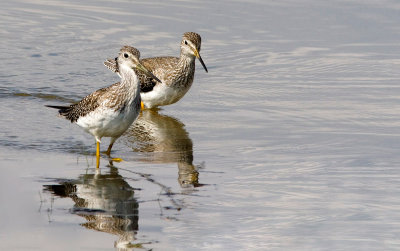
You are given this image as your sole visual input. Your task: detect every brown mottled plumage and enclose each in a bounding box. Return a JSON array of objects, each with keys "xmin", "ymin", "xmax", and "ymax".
[
  {"xmin": 47, "ymin": 46, "xmax": 160, "ymax": 164},
  {"xmin": 48, "ymin": 46, "xmax": 144, "ymax": 122},
  {"xmin": 104, "ymin": 32, "xmax": 208, "ymax": 109},
  {"xmin": 46, "ymin": 83, "xmax": 120, "ymax": 123}
]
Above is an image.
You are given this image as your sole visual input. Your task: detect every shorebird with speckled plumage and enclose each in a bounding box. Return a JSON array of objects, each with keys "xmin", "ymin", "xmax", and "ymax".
[
  {"xmin": 46, "ymin": 46, "xmax": 161, "ymax": 168},
  {"xmin": 104, "ymin": 32, "xmax": 208, "ymax": 109}
]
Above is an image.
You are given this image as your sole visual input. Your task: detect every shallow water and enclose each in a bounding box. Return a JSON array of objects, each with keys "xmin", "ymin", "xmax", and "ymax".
[{"xmin": 2, "ymin": 0, "xmax": 400, "ymax": 250}]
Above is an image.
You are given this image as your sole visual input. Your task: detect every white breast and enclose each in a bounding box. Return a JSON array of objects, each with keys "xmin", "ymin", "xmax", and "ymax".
[
  {"xmin": 76, "ymin": 103, "xmax": 139, "ymax": 141},
  {"xmin": 141, "ymin": 82, "xmax": 190, "ymax": 108}
]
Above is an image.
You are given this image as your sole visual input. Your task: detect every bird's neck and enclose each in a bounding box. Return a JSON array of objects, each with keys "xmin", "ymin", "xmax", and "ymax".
[
  {"xmin": 119, "ymin": 67, "xmax": 140, "ymax": 96},
  {"xmin": 178, "ymin": 53, "xmax": 196, "ymax": 75}
]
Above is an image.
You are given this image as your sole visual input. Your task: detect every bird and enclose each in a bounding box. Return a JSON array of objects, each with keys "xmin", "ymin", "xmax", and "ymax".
[
  {"xmin": 46, "ymin": 46, "xmax": 161, "ymax": 168},
  {"xmin": 103, "ymin": 32, "xmax": 208, "ymax": 109}
]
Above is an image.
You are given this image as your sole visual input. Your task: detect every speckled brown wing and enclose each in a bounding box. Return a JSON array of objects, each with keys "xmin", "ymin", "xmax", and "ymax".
[
  {"xmin": 103, "ymin": 58, "xmax": 155, "ymax": 92},
  {"xmin": 104, "ymin": 58, "xmax": 118, "ymax": 73},
  {"xmin": 104, "ymin": 56, "xmax": 180, "ymax": 93},
  {"xmin": 47, "ymin": 83, "xmax": 120, "ymax": 123},
  {"xmin": 104, "ymin": 58, "xmax": 119, "ymax": 73},
  {"xmin": 138, "ymin": 57, "xmax": 179, "ymax": 92}
]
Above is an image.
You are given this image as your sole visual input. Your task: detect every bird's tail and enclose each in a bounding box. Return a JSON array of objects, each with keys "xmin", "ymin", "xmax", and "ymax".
[{"xmin": 45, "ymin": 105, "xmax": 72, "ymax": 117}]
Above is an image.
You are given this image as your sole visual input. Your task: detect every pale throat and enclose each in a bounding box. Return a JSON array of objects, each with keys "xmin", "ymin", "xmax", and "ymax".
[{"xmin": 119, "ymin": 64, "xmax": 139, "ymax": 83}]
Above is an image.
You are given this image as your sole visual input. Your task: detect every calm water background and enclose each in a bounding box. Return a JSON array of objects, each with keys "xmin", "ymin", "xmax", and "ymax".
[{"xmin": 1, "ymin": 0, "xmax": 400, "ymax": 250}]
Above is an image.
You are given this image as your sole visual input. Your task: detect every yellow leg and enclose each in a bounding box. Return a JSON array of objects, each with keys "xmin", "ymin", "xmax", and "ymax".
[
  {"xmin": 96, "ymin": 157, "xmax": 100, "ymax": 169},
  {"xmin": 141, "ymin": 101, "xmax": 144, "ymax": 110},
  {"xmin": 96, "ymin": 141, "xmax": 100, "ymax": 168},
  {"xmin": 105, "ymin": 143, "xmax": 113, "ymax": 156},
  {"xmin": 96, "ymin": 141, "xmax": 100, "ymax": 158},
  {"xmin": 105, "ymin": 142, "xmax": 123, "ymax": 162}
]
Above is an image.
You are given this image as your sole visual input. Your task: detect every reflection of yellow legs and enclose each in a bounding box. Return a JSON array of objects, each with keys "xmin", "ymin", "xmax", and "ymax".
[{"xmin": 96, "ymin": 141, "xmax": 100, "ymax": 168}]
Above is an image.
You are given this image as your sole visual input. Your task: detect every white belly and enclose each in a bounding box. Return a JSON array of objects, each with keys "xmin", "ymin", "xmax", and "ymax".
[
  {"xmin": 141, "ymin": 83, "xmax": 190, "ymax": 109},
  {"xmin": 76, "ymin": 106, "xmax": 139, "ymax": 141}
]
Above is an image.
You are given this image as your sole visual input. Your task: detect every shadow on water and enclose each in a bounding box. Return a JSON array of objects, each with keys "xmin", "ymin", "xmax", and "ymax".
[
  {"xmin": 123, "ymin": 109, "xmax": 205, "ymax": 188},
  {"xmin": 43, "ymin": 162, "xmax": 151, "ymax": 250}
]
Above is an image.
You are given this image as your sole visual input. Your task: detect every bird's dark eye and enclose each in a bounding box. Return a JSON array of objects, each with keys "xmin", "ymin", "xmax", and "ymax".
[
  {"xmin": 124, "ymin": 53, "xmax": 129, "ymax": 58},
  {"xmin": 184, "ymin": 40, "xmax": 188, "ymax": 45}
]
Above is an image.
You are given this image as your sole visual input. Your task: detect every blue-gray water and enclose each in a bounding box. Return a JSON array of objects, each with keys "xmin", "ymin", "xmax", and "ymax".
[{"xmin": 1, "ymin": 0, "xmax": 400, "ymax": 250}]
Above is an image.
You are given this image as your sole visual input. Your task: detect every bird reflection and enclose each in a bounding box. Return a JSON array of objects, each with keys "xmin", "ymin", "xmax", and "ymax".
[
  {"xmin": 43, "ymin": 164, "xmax": 141, "ymax": 250},
  {"xmin": 123, "ymin": 109, "xmax": 201, "ymax": 188}
]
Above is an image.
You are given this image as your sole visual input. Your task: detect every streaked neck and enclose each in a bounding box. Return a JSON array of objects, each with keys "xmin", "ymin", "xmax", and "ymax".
[
  {"xmin": 178, "ymin": 53, "xmax": 195, "ymax": 74},
  {"xmin": 119, "ymin": 67, "xmax": 140, "ymax": 99}
]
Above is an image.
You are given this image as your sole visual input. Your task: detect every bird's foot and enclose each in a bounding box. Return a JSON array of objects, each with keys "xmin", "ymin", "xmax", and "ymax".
[{"xmin": 111, "ymin": 157, "xmax": 123, "ymax": 162}]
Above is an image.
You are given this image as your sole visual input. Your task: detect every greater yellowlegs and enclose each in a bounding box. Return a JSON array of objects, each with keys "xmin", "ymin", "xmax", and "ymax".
[
  {"xmin": 47, "ymin": 46, "xmax": 161, "ymax": 167},
  {"xmin": 104, "ymin": 32, "xmax": 208, "ymax": 109}
]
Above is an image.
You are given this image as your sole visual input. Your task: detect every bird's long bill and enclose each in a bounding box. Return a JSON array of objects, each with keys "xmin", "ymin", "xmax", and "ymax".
[
  {"xmin": 136, "ymin": 63, "xmax": 162, "ymax": 83},
  {"xmin": 194, "ymin": 49, "xmax": 208, "ymax": 73}
]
